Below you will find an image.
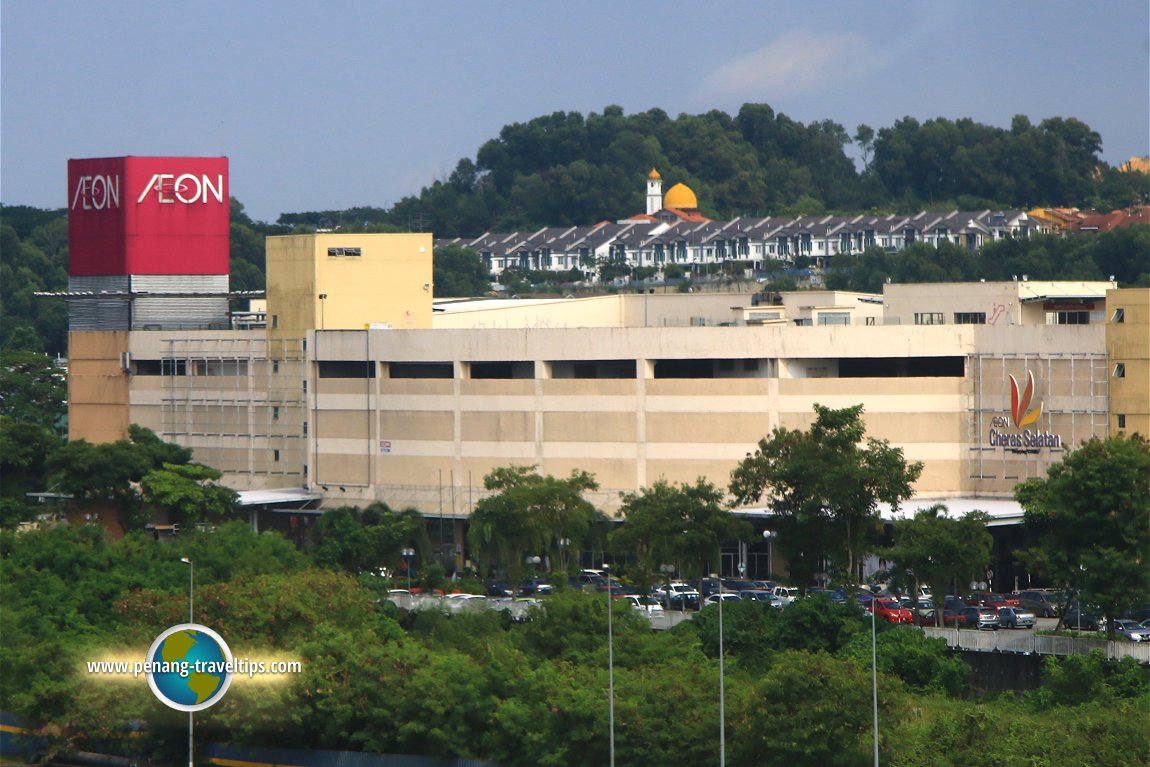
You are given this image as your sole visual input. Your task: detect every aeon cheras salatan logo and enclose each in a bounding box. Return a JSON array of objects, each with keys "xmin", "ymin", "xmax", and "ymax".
[
  {"xmin": 1009, "ymin": 370, "xmax": 1043, "ymax": 428},
  {"xmin": 988, "ymin": 369, "xmax": 1061, "ymax": 450}
]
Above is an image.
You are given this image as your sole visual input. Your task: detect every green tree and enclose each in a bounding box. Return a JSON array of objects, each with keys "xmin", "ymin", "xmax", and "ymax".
[
  {"xmin": 611, "ymin": 478, "xmax": 752, "ymax": 600},
  {"xmin": 730, "ymin": 404, "xmax": 923, "ymax": 588},
  {"xmin": 885, "ymin": 504, "xmax": 993, "ymax": 626},
  {"xmin": 433, "ymin": 244, "xmax": 492, "ymax": 297},
  {"xmin": 730, "ymin": 650, "xmax": 897, "ymax": 767},
  {"xmin": 310, "ymin": 502, "xmax": 428, "ymax": 576},
  {"xmin": 139, "ymin": 462, "xmax": 239, "ymax": 529},
  {"xmin": 467, "ymin": 465, "xmax": 602, "ymax": 579},
  {"xmin": 0, "ymin": 349, "xmax": 67, "ymax": 431},
  {"xmin": 1016, "ymin": 433, "xmax": 1150, "ymax": 637}
]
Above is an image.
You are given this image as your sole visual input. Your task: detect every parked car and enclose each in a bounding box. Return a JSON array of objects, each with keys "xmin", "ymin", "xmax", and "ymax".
[
  {"xmin": 654, "ymin": 582, "xmax": 700, "ymax": 608},
  {"xmin": 943, "ymin": 594, "xmax": 967, "ymax": 611},
  {"xmin": 1061, "ymin": 604, "xmax": 1102, "ymax": 631},
  {"xmin": 1015, "ymin": 590, "xmax": 1063, "ymax": 618},
  {"xmin": 483, "ymin": 579, "xmax": 516, "ymax": 598},
  {"xmin": 772, "ymin": 585, "xmax": 801, "ymax": 606},
  {"xmin": 443, "ymin": 593, "xmax": 488, "ymax": 613},
  {"xmin": 997, "ymin": 606, "xmax": 1036, "ymax": 629},
  {"xmin": 871, "ymin": 598, "xmax": 914, "ymax": 624},
  {"xmin": 617, "ymin": 594, "xmax": 664, "ymax": 614},
  {"xmin": 960, "ymin": 606, "xmax": 999, "ymax": 630},
  {"xmin": 1103, "ymin": 619, "xmax": 1150, "ymax": 642},
  {"xmin": 745, "ymin": 580, "xmax": 775, "ymax": 591},
  {"xmin": 519, "ymin": 579, "xmax": 552, "ymax": 596},
  {"xmin": 704, "ymin": 593, "xmax": 742, "ymax": 605},
  {"xmin": 809, "ymin": 587, "xmax": 848, "ymax": 604},
  {"xmin": 970, "ymin": 592, "xmax": 1020, "ymax": 609},
  {"xmin": 739, "ymin": 590, "xmax": 783, "ymax": 608}
]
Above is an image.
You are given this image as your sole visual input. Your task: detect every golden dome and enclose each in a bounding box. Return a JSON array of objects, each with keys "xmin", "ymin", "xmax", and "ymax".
[
  {"xmin": 648, "ymin": 168, "xmax": 662, "ymax": 180},
  {"xmin": 663, "ymin": 182, "xmax": 698, "ymax": 210}
]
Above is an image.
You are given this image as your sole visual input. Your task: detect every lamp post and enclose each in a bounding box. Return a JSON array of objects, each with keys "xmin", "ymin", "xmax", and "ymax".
[
  {"xmin": 556, "ymin": 538, "xmax": 571, "ymax": 574},
  {"xmin": 660, "ymin": 564, "xmax": 676, "ymax": 611},
  {"xmin": 603, "ymin": 562, "xmax": 615, "ymax": 767},
  {"xmin": 179, "ymin": 557, "xmax": 194, "ymax": 767},
  {"xmin": 762, "ymin": 530, "xmax": 776, "ymax": 579},
  {"xmin": 401, "ymin": 548, "xmax": 415, "ymax": 591},
  {"xmin": 718, "ymin": 550, "xmax": 727, "ymax": 767},
  {"xmin": 870, "ymin": 582, "xmax": 879, "ymax": 767}
]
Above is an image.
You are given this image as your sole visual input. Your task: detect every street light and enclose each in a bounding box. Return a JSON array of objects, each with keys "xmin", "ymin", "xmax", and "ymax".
[
  {"xmin": 556, "ymin": 538, "xmax": 571, "ymax": 574},
  {"xmin": 718, "ymin": 554, "xmax": 727, "ymax": 767},
  {"xmin": 603, "ymin": 562, "xmax": 615, "ymax": 767},
  {"xmin": 179, "ymin": 557, "xmax": 194, "ymax": 767},
  {"xmin": 762, "ymin": 530, "xmax": 776, "ymax": 578},
  {"xmin": 401, "ymin": 548, "xmax": 415, "ymax": 591},
  {"xmin": 660, "ymin": 564, "xmax": 676, "ymax": 611},
  {"xmin": 870, "ymin": 582, "xmax": 879, "ymax": 767}
]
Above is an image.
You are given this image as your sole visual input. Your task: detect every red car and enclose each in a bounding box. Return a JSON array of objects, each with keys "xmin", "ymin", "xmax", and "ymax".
[
  {"xmin": 871, "ymin": 598, "xmax": 914, "ymax": 624},
  {"xmin": 970, "ymin": 592, "xmax": 1020, "ymax": 609}
]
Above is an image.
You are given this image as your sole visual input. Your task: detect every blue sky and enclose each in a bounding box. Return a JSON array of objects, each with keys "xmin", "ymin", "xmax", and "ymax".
[{"xmin": 3, "ymin": 1, "xmax": 1147, "ymax": 224}]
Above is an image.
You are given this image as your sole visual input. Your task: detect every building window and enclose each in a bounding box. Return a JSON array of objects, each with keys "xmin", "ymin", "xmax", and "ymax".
[
  {"xmin": 954, "ymin": 312, "xmax": 986, "ymax": 324},
  {"xmin": 1114, "ymin": 363, "xmax": 1126, "ymax": 378},
  {"xmin": 914, "ymin": 312, "xmax": 944, "ymax": 325},
  {"xmin": 327, "ymin": 247, "xmax": 362, "ymax": 257},
  {"xmin": 818, "ymin": 312, "xmax": 851, "ymax": 326},
  {"xmin": 272, "ymin": 360, "xmax": 280, "ymax": 374},
  {"xmin": 273, "ymin": 449, "xmax": 280, "ymax": 462},
  {"xmin": 865, "ymin": 317, "xmax": 877, "ymax": 326},
  {"xmin": 271, "ymin": 315, "xmax": 278, "ymax": 329},
  {"xmin": 272, "ymin": 406, "xmax": 280, "ymax": 420},
  {"xmin": 1112, "ymin": 308, "xmax": 1125, "ymax": 323},
  {"xmin": 1117, "ymin": 414, "xmax": 1127, "ymax": 429},
  {"xmin": 303, "ymin": 421, "xmax": 308, "ymax": 436},
  {"xmin": 1047, "ymin": 311, "xmax": 1089, "ymax": 325}
]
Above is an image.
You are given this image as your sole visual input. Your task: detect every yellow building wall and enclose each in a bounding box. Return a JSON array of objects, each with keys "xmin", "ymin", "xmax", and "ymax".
[
  {"xmin": 1107, "ymin": 288, "xmax": 1150, "ymax": 436},
  {"xmin": 266, "ymin": 233, "xmax": 433, "ymax": 335},
  {"xmin": 68, "ymin": 331, "xmax": 130, "ymax": 444}
]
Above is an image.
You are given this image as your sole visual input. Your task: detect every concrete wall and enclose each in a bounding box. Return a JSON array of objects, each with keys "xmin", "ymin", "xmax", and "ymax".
[
  {"xmin": 68, "ymin": 331, "xmax": 130, "ymax": 443},
  {"xmin": 1107, "ymin": 288, "xmax": 1150, "ymax": 435}
]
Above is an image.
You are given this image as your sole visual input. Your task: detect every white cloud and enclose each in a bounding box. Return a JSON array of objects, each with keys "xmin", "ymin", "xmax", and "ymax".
[{"xmin": 697, "ymin": 29, "xmax": 882, "ymax": 102}]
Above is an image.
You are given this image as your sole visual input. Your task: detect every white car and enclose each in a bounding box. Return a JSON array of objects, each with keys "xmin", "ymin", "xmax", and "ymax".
[
  {"xmin": 771, "ymin": 585, "xmax": 801, "ymax": 606},
  {"xmin": 443, "ymin": 593, "xmax": 488, "ymax": 613},
  {"xmin": 618, "ymin": 594, "xmax": 664, "ymax": 614},
  {"xmin": 704, "ymin": 593, "xmax": 742, "ymax": 605},
  {"xmin": 654, "ymin": 582, "xmax": 701, "ymax": 607}
]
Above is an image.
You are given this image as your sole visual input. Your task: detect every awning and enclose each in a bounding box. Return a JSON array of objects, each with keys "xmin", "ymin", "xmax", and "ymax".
[
  {"xmin": 732, "ymin": 496, "xmax": 1025, "ymax": 527},
  {"xmin": 236, "ymin": 487, "xmax": 322, "ymax": 507}
]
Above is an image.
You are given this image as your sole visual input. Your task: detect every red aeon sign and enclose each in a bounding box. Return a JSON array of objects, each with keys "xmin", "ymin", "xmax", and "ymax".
[{"xmin": 68, "ymin": 156, "xmax": 229, "ymax": 277}]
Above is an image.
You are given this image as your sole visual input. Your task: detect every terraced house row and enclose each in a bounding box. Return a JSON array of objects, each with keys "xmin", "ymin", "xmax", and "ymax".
[{"xmin": 437, "ymin": 171, "xmax": 1043, "ymax": 276}]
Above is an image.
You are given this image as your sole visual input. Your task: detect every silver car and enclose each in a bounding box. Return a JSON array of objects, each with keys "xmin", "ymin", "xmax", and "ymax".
[{"xmin": 997, "ymin": 606, "xmax": 1036, "ymax": 629}]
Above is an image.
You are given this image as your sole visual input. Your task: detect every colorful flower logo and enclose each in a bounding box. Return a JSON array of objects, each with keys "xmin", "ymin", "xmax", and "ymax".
[{"xmin": 1009, "ymin": 370, "xmax": 1043, "ymax": 428}]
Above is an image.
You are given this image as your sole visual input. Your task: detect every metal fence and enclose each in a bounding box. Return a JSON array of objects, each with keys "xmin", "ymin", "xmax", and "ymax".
[{"xmin": 922, "ymin": 627, "xmax": 1150, "ymax": 663}]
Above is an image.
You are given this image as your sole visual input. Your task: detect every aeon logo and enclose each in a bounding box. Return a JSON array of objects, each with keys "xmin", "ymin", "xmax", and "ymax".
[
  {"xmin": 71, "ymin": 174, "xmax": 121, "ymax": 210},
  {"xmin": 1008, "ymin": 370, "xmax": 1043, "ymax": 428},
  {"xmin": 136, "ymin": 173, "xmax": 225, "ymax": 205}
]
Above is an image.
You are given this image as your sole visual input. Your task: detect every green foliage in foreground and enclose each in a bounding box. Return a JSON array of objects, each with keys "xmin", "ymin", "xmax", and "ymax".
[{"xmin": 1, "ymin": 525, "xmax": 1146, "ymax": 767}]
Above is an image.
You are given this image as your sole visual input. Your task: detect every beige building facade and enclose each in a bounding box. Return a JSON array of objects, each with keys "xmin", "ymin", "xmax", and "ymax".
[{"xmin": 67, "ymin": 234, "xmax": 1142, "ymax": 524}]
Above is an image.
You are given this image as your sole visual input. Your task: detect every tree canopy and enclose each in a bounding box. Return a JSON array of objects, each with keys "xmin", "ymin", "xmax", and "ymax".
[
  {"xmin": 1016, "ymin": 433, "xmax": 1150, "ymax": 637},
  {"xmin": 730, "ymin": 404, "xmax": 923, "ymax": 588}
]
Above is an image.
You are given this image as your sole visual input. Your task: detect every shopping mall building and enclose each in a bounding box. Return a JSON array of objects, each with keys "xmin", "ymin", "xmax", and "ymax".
[{"xmin": 55, "ymin": 157, "xmax": 1149, "ymax": 587}]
